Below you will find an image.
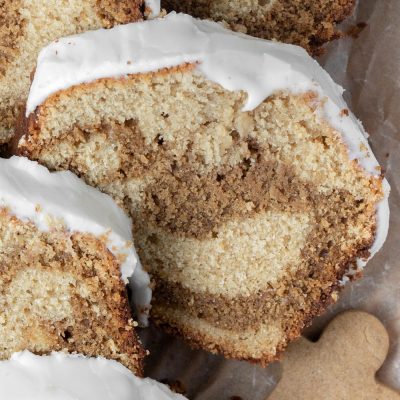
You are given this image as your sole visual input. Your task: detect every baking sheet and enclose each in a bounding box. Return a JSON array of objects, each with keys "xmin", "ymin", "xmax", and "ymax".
[{"xmin": 139, "ymin": 1, "xmax": 400, "ymax": 398}]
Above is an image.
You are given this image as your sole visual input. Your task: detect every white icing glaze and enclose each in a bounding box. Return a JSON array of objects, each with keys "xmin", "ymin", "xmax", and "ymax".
[
  {"xmin": 362, "ymin": 179, "xmax": 390, "ymax": 263},
  {"xmin": 0, "ymin": 351, "xmax": 186, "ymax": 399},
  {"xmin": 25, "ymin": 12, "xmax": 390, "ymax": 266},
  {"xmin": 0, "ymin": 156, "xmax": 151, "ymax": 325},
  {"xmin": 145, "ymin": 0, "xmax": 160, "ymax": 18}
]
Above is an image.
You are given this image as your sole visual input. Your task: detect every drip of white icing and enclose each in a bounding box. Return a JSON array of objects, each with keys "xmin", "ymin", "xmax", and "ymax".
[
  {"xmin": 145, "ymin": 0, "xmax": 160, "ymax": 18},
  {"xmin": 0, "ymin": 351, "xmax": 186, "ymax": 399},
  {"xmin": 0, "ymin": 156, "xmax": 151, "ymax": 325},
  {"xmin": 25, "ymin": 12, "xmax": 390, "ymax": 266}
]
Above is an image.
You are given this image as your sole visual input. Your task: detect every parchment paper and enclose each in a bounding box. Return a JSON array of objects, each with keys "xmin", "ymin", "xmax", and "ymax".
[{"xmin": 139, "ymin": 1, "xmax": 400, "ymax": 398}]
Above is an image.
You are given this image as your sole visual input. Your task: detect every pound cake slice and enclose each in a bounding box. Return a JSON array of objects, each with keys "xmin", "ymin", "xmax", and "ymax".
[
  {"xmin": 0, "ymin": 156, "xmax": 150, "ymax": 374},
  {"xmin": 0, "ymin": 0, "xmax": 160, "ymax": 147},
  {"xmin": 18, "ymin": 13, "xmax": 390, "ymax": 364},
  {"xmin": 0, "ymin": 351, "xmax": 187, "ymax": 399},
  {"xmin": 162, "ymin": 0, "xmax": 355, "ymax": 53}
]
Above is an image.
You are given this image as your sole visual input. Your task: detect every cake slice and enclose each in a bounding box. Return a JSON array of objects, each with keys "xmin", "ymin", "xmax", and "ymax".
[
  {"xmin": 162, "ymin": 0, "xmax": 355, "ymax": 53},
  {"xmin": 18, "ymin": 13, "xmax": 390, "ymax": 364},
  {"xmin": 0, "ymin": 351, "xmax": 187, "ymax": 399},
  {"xmin": 0, "ymin": 156, "xmax": 150, "ymax": 374},
  {"xmin": 0, "ymin": 0, "xmax": 160, "ymax": 146}
]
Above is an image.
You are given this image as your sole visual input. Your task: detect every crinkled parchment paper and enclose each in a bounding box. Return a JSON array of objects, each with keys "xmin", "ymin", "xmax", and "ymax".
[{"xmin": 139, "ymin": 1, "xmax": 400, "ymax": 397}]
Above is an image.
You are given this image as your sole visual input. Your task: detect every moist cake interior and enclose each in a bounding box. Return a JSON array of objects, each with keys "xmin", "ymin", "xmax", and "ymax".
[
  {"xmin": 0, "ymin": 209, "xmax": 144, "ymax": 374},
  {"xmin": 20, "ymin": 67, "xmax": 382, "ymax": 362}
]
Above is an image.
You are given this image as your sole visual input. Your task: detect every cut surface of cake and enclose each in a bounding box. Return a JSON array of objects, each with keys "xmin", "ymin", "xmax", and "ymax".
[
  {"xmin": 0, "ymin": 0, "xmax": 160, "ymax": 146},
  {"xmin": 0, "ymin": 156, "xmax": 151, "ymax": 374},
  {"xmin": 161, "ymin": 0, "xmax": 355, "ymax": 53},
  {"xmin": 0, "ymin": 351, "xmax": 187, "ymax": 399},
  {"xmin": 19, "ymin": 13, "xmax": 390, "ymax": 364}
]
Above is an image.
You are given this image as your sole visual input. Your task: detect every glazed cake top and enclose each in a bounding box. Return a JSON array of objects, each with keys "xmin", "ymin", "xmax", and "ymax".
[
  {"xmin": 0, "ymin": 156, "xmax": 151, "ymax": 324},
  {"xmin": 26, "ymin": 13, "xmax": 379, "ymax": 174},
  {"xmin": 0, "ymin": 351, "xmax": 187, "ymax": 399},
  {"xmin": 25, "ymin": 12, "xmax": 390, "ymax": 264}
]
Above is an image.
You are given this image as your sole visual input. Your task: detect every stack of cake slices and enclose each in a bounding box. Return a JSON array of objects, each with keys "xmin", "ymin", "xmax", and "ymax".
[
  {"xmin": 0, "ymin": 0, "xmax": 390, "ymax": 396},
  {"xmin": 16, "ymin": 12, "xmax": 389, "ymax": 363}
]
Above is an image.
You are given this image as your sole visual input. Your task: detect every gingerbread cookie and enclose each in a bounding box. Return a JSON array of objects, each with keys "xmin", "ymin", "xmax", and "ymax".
[{"xmin": 268, "ymin": 311, "xmax": 400, "ymax": 400}]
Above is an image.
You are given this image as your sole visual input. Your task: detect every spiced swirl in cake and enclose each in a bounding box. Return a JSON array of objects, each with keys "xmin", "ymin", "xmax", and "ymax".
[
  {"xmin": 18, "ymin": 13, "xmax": 390, "ymax": 364},
  {"xmin": 162, "ymin": 0, "xmax": 355, "ymax": 53},
  {"xmin": 0, "ymin": 0, "xmax": 160, "ymax": 146},
  {"xmin": 0, "ymin": 156, "xmax": 150, "ymax": 374}
]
